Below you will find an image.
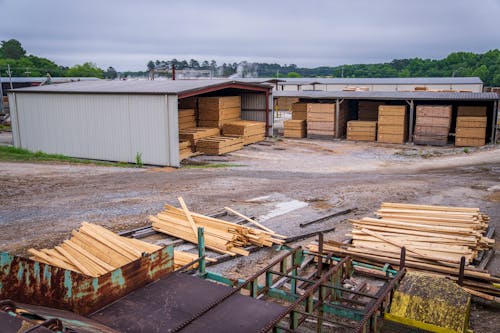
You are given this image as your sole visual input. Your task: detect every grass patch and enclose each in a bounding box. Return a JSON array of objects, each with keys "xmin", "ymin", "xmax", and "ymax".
[
  {"xmin": 0, "ymin": 146, "xmax": 134, "ymax": 167},
  {"xmin": 0, "ymin": 124, "xmax": 11, "ymax": 131},
  {"xmin": 182, "ymin": 162, "xmax": 245, "ymax": 169}
]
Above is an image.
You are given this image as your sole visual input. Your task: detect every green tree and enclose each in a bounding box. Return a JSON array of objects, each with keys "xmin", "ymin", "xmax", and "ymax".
[
  {"xmin": 65, "ymin": 62, "xmax": 104, "ymax": 78},
  {"xmin": 104, "ymin": 66, "xmax": 118, "ymax": 79},
  {"xmin": 287, "ymin": 71, "xmax": 301, "ymax": 78},
  {"xmin": 147, "ymin": 60, "xmax": 155, "ymax": 71},
  {"xmin": 0, "ymin": 39, "xmax": 26, "ymax": 59}
]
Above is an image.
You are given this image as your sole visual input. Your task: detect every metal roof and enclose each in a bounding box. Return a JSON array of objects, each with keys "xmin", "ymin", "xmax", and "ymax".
[
  {"xmin": 1, "ymin": 77, "xmax": 100, "ymax": 83},
  {"xmin": 274, "ymin": 90, "xmax": 499, "ymax": 101},
  {"xmin": 243, "ymin": 77, "xmax": 483, "ymax": 85},
  {"xmin": 8, "ymin": 79, "xmax": 272, "ymax": 95}
]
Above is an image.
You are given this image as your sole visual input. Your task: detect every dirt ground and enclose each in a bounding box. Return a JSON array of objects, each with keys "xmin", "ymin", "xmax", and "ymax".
[{"xmin": 1, "ymin": 138, "xmax": 499, "ymax": 331}]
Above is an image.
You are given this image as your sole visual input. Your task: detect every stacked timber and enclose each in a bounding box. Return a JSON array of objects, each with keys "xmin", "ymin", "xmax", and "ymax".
[
  {"xmin": 196, "ymin": 136, "xmax": 244, "ymax": 155},
  {"xmin": 358, "ymin": 101, "xmax": 383, "ymax": 121},
  {"xmin": 179, "ymin": 127, "xmax": 220, "ymax": 146},
  {"xmin": 455, "ymin": 106, "xmax": 488, "ymax": 147},
  {"xmin": 284, "ymin": 120, "xmax": 307, "ymax": 138},
  {"xmin": 414, "ymin": 105, "xmax": 452, "ymax": 146},
  {"xmin": 377, "ymin": 105, "xmax": 407, "ymax": 144},
  {"xmin": 178, "ymin": 109, "xmax": 197, "ymax": 130},
  {"xmin": 28, "ymin": 222, "xmax": 162, "ymax": 277},
  {"xmin": 346, "ymin": 121, "xmax": 377, "ymax": 141},
  {"xmin": 291, "ymin": 103, "xmax": 308, "ymax": 120},
  {"xmin": 222, "ymin": 120, "xmax": 266, "ymax": 145},
  {"xmin": 149, "ymin": 198, "xmax": 285, "ymax": 256},
  {"xmin": 198, "ymin": 96, "xmax": 241, "ymax": 128},
  {"xmin": 173, "ymin": 250, "xmax": 216, "ymax": 270},
  {"xmin": 307, "ymin": 103, "xmax": 337, "ymax": 139},
  {"xmin": 276, "ymin": 97, "xmax": 299, "ymax": 111},
  {"xmin": 179, "ymin": 97, "xmax": 197, "ymax": 109},
  {"xmin": 179, "ymin": 140, "xmax": 195, "ymax": 160}
]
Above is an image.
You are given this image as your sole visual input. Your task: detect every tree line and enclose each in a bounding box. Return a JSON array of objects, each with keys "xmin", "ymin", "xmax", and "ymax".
[{"xmin": 2, "ymin": 39, "xmax": 499, "ymax": 86}]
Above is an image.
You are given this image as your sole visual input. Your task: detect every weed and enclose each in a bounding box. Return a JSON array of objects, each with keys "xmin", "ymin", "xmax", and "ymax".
[
  {"xmin": 135, "ymin": 152, "xmax": 143, "ymax": 168},
  {"xmin": 463, "ymin": 148, "xmax": 469, "ymax": 154}
]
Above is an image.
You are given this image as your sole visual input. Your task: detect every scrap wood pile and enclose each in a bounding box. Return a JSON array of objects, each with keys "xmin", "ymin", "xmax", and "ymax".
[
  {"xmin": 150, "ymin": 198, "xmax": 285, "ymax": 256},
  {"xmin": 307, "ymin": 203, "xmax": 499, "ymax": 299},
  {"xmin": 28, "ymin": 222, "xmax": 162, "ymax": 277}
]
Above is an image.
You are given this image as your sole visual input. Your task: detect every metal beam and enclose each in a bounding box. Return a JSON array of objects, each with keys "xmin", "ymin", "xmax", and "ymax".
[
  {"xmin": 491, "ymin": 100, "xmax": 498, "ymax": 144},
  {"xmin": 408, "ymin": 100, "xmax": 415, "ymax": 143}
]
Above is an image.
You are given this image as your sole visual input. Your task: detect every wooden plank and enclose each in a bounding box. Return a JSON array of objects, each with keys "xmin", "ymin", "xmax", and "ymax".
[
  {"xmin": 178, "ymin": 196, "xmax": 200, "ymax": 237},
  {"xmin": 224, "ymin": 207, "xmax": 275, "ymax": 233}
]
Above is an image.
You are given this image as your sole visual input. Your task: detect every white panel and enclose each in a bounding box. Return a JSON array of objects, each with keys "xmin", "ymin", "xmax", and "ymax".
[
  {"xmin": 14, "ymin": 93, "xmax": 174, "ymax": 166},
  {"xmin": 241, "ymin": 92, "xmax": 271, "ymax": 135}
]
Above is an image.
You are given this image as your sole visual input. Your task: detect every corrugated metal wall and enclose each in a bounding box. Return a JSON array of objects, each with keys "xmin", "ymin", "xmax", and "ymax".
[
  {"xmin": 241, "ymin": 92, "xmax": 273, "ymax": 136},
  {"xmin": 9, "ymin": 93, "xmax": 179, "ymax": 166}
]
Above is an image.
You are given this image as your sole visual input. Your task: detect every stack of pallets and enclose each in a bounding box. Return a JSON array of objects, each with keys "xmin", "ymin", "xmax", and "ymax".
[
  {"xmin": 455, "ymin": 106, "xmax": 488, "ymax": 147},
  {"xmin": 414, "ymin": 105, "xmax": 452, "ymax": 146},
  {"xmin": 283, "ymin": 120, "xmax": 307, "ymax": 138},
  {"xmin": 307, "ymin": 103, "xmax": 337, "ymax": 139},
  {"xmin": 28, "ymin": 222, "xmax": 162, "ymax": 277},
  {"xmin": 358, "ymin": 101, "xmax": 383, "ymax": 121},
  {"xmin": 346, "ymin": 121, "xmax": 377, "ymax": 141},
  {"xmin": 178, "ymin": 109, "xmax": 197, "ymax": 130},
  {"xmin": 222, "ymin": 120, "xmax": 266, "ymax": 145},
  {"xmin": 198, "ymin": 96, "xmax": 241, "ymax": 128},
  {"xmin": 196, "ymin": 136, "xmax": 244, "ymax": 155},
  {"xmin": 377, "ymin": 105, "xmax": 407, "ymax": 144},
  {"xmin": 150, "ymin": 200, "xmax": 285, "ymax": 256}
]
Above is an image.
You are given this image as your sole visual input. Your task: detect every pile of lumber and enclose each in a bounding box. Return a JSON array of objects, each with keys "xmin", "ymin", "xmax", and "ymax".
[
  {"xmin": 284, "ymin": 119, "xmax": 306, "ymax": 138},
  {"xmin": 222, "ymin": 120, "xmax": 266, "ymax": 145},
  {"xmin": 414, "ymin": 105, "xmax": 452, "ymax": 146},
  {"xmin": 150, "ymin": 198, "xmax": 285, "ymax": 256},
  {"xmin": 196, "ymin": 136, "xmax": 244, "ymax": 155},
  {"xmin": 179, "ymin": 140, "xmax": 196, "ymax": 160},
  {"xmin": 173, "ymin": 250, "xmax": 216, "ymax": 270},
  {"xmin": 178, "ymin": 109, "xmax": 197, "ymax": 130},
  {"xmin": 198, "ymin": 96, "xmax": 241, "ymax": 128},
  {"xmin": 276, "ymin": 97, "xmax": 299, "ymax": 111},
  {"xmin": 179, "ymin": 127, "xmax": 220, "ymax": 146},
  {"xmin": 358, "ymin": 101, "xmax": 383, "ymax": 121},
  {"xmin": 455, "ymin": 106, "xmax": 488, "ymax": 147},
  {"xmin": 28, "ymin": 222, "xmax": 161, "ymax": 277},
  {"xmin": 307, "ymin": 103, "xmax": 337, "ymax": 139},
  {"xmin": 291, "ymin": 103, "xmax": 308, "ymax": 120},
  {"xmin": 377, "ymin": 105, "xmax": 407, "ymax": 144},
  {"xmin": 346, "ymin": 121, "xmax": 377, "ymax": 141}
]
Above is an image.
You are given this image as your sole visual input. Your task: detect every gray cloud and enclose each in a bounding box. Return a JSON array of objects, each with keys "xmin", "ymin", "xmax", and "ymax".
[{"xmin": 1, "ymin": 0, "xmax": 499, "ymax": 71}]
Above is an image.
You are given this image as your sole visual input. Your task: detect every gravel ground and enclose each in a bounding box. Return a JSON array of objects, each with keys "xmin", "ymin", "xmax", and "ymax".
[{"xmin": 0, "ymin": 138, "xmax": 499, "ymax": 331}]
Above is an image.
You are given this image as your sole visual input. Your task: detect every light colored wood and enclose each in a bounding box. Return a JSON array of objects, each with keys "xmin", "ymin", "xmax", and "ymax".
[
  {"xmin": 63, "ymin": 240, "xmax": 116, "ymax": 271},
  {"xmin": 224, "ymin": 206, "xmax": 275, "ymax": 233},
  {"xmin": 178, "ymin": 197, "xmax": 199, "ymax": 237},
  {"xmin": 55, "ymin": 245, "xmax": 95, "ymax": 277}
]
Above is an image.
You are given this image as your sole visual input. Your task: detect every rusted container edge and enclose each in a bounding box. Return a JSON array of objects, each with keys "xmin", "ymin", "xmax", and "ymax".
[{"xmin": 0, "ymin": 246, "xmax": 174, "ymax": 315}]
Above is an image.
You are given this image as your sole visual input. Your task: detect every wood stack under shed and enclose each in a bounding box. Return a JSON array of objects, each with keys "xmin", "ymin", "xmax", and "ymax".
[
  {"xmin": 455, "ymin": 106, "xmax": 488, "ymax": 147},
  {"xmin": 346, "ymin": 121, "xmax": 377, "ymax": 141},
  {"xmin": 196, "ymin": 136, "xmax": 244, "ymax": 155},
  {"xmin": 28, "ymin": 222, "xmax": 162, "ymax": 277},
  {"xmin": 276, "ymin": 97, "xmax": 299, "ymax": 111},
  {"xmin": 414, "ymin": 105, "xmax": 452, "ymax": 146},
  {"xmin": 358, "ymin": 101, "xmax": 383, "ymax": 121},
  {"xmin": 377, "ymin": 105, "xmax": 407, "ymax": 144},
  {"xmin": 178, "ymin": 109, "xmax": 196, "ymax": 130},
  {"xmin": 307, "ymin": 103, "xmax": 337, "ymax": 139},
  {"xmin": 179, "ymin": 140, "xmax": 195, "ymax": 160},
  {"xmin": 284, "ymin": 120, "xmax": 307, "ymax": 138},
  {"xmin": 291, "ymin": 103, "xmax": 308, "ymax": 120},
  {"xmin": 198, "ymin": 96, "xmax": 241, "ymax": 128},
  {"xmin": 222, "ymin": 120, "xmax": 266, "ymax": 145}
]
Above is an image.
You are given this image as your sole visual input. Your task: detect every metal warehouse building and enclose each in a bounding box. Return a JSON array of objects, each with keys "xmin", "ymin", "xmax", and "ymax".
[{"xmin": 8, "ymin": 79, "xmax": 273, "ymax": 167}]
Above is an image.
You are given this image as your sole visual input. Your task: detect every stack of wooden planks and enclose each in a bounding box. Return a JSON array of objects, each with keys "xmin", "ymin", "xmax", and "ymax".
[
  {"xmin": 178, "ymin": 109, "xmax": 197, "ymax": 130},
  {"xmin": 283, "ymin": 119, "xmax": 306, "ymax": 138},
  {"xmin": 358, "ymin": 101, "xmax": 383, "ymax": 121},
  {"xmin": 28, "ymin": 222, "xmax": 162, "ymax": 277},
  {"xmin": 222, "ymin": 120, "xmax": 266, "ymax": 145},
  {"xmin": 173, "ymin": 250, "xmax": 216, "ymax": 270},
  {"xmin": 307, "ymin": 103, "xmax": 337, "ymax": 139},
  {"xmin": 196, "ymin": 136, "xmax": 244, "ymax": 155},
  {"xmin": 414, "ymin": 105, "xmax": 452, "ymax": 146},
  {"xmin": 455, "ymin": 106, "xmax": 488, "ymax": 147},
  {"xmin": 276, "ymin": 97, "xmax": 299, "ymax": 111},
  {"xmin": 346, "ymin": 121, "xmax": 377, "ymax": 141},
  {"xmin": 150, "ymin": 199, "xmax": 285, "ymax": 256},
  {"xmin": 198, "ymin": 96, "xmax": 241, "ymax": 128},
  {"xmin": 179, "ymin": 140, "xmax": 196, "ymax": 160},
  {"xmin": 291, "ymin": 103, "xmax": 308, "ymax": 120},
  {"xmin": 377, "ymin": 105, "xmax": 407, "ymax": 144},
  {"xmin": 179, "ymin": 127, "xmax": 220, "ymax": 146}
]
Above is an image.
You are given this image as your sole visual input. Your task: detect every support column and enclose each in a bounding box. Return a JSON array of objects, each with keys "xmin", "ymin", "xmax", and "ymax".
[
  {"xmin": 407, "ymin": 100, "xmax": 415, "ymax": 143},
  {"xmin": 491, "ymin": 100, "xmax": 498, "ymax": 144}
]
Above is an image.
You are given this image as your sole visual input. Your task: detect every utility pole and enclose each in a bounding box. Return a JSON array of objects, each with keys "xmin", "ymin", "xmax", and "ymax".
[{"xmin": 0, "ymin": 68, "xmax": 4, "ymax": 115}]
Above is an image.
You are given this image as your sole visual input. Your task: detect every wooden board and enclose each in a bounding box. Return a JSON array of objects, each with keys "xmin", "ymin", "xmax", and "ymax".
[
  {"xmin": 455, "ymin": 127, "xmax": 487, "ymax": 139},
  {"xmin": 456, "ymin": 117, "xmax": 487, "ymax": 128},
  {"xmin": 179, "ymin": 127, "xmax": 220, "ymax": 143},
  {"xmin": 457, "ymin": 106, "xmax": 487, "ymax": 117},
  {"xmin": 377, "ymin": 133, "xmax": 405, "ymax": 144},
  {"xmin": 455, "ymin": 137, "xmax": 485, "ymax": 147},
  {"xmin": 378, "ymin": 105, "xmax": 406, "ymax": 116},
  {"xmin": 196, "ymin": 136, "xmax": 244, "ymax": 155}
]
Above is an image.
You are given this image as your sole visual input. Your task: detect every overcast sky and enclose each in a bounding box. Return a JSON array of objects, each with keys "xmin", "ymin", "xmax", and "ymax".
[{"xmin": 1, "ymin": 0, "xmax": 499, "ymax": 71}]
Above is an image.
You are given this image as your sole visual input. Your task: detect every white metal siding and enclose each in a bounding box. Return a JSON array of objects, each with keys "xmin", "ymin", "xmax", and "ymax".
[
  {"xmin": 11, "ymin": 93, "xmax": 178, "ymax": 166},
  {"xmin": 241, "ymin": 93, "xmax": 272, "ymax": 136}
]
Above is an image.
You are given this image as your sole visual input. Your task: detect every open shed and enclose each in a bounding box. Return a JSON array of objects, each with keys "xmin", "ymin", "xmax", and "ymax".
[{"xmin": 8, "ymin": 79, "xmax": 273, "ymax": 166}]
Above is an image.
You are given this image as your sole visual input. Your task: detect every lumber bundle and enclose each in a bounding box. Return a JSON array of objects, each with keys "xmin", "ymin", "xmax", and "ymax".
[
  {"xmin": 178, "ymin": 109, "xmax": 197, "ymax": 130},
  {"xmin": 276, "ymin": 97, "xmax": 299, "ymax": 111},
  {"xmin": 455, "ymin": 106, "xmax": 487, "ymax": 147},
  {"xmin": 150, "ymin": 200, "xmax": 285, "ymax": 256},
  {"xmin": 307, "ymin": 103, "xmax": 337, "ymax": 139},
  {"xmin": 284, "ymin": 119, "xmax": 306, "ymax": 138},
  {"xmin": 358, "ymin": 101, "xmax": 383, "ymax": 121},
  {"xmin": 196, "ymin": 136, "xmax": 244, "ymax": 155},
  {"xmin": 173, "ymin": 250, "xmax": 216, "ymax": 270},
  {"xmin": 222, "ymin": 120, "xmax": 266, "ymax": 145},
  {"xmin": 179, "ymin": 127, "xmax": 220, "ymax": 145},
  {"xmin": 346, "ymin": 121, "xmax": 377, "ymax": 141},
  {"xmin": 377, "ymin": 105, "xmax": 407, "ymax": 144},
  {"xmin": 414, "ymin": 105, "xmax": 452, "ymax": 146},
  {"xmin": 198, "ymin": 96, "xmax": 241, "ymax": 128},
  {"xmin": 179, "ymin": 140, "xmax": 196, "ymax": 160},
  {"xmin": 28, "ymin": 222, "xmax": 162, "ymax": 277},
  {"xmin": 291, "ymin": 103, "xmax": 308, "ymax": 120}
]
